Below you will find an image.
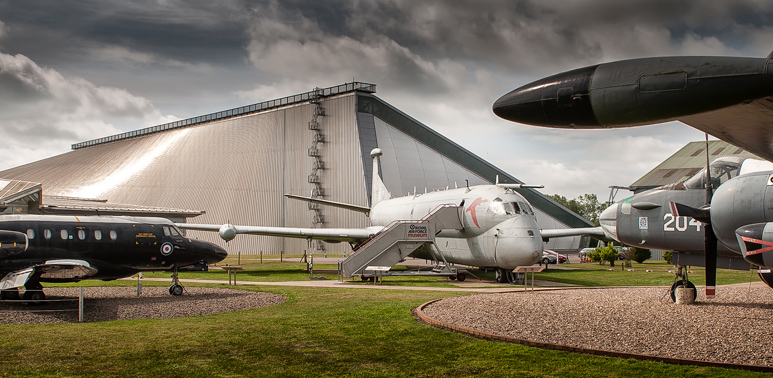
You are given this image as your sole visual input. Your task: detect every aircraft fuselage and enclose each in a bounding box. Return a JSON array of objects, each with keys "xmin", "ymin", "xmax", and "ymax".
[
  {"xmin": 369, "ymin": 185, "xmax": 543, "ymax": 269},
  {"xmin": 0, "ymin": 214, "xmax": 227, "ymax": 282}
]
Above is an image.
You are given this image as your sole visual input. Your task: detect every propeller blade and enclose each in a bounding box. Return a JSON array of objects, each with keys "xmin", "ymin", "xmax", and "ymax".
[
  {"xmin": 668, "ymin": 201, "xmax": 711, "ymax": 223},
  {"xmin": 705, "ymin": 225, "xmax": 718, "ymax": 298},
  {"xmin": 703, "ymin": 133, "xmax": 717, "ymax": 299}
]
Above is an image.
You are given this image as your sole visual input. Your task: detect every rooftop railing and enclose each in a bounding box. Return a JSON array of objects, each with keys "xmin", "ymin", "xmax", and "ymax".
[{"xmin": 72, "ymin": 82, "xmax": 376, "ymax": 150}]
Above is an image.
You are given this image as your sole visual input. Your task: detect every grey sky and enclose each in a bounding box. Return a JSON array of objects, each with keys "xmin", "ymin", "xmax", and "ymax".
[{"xmin": 0, "ymin": 0, "xmax": 771, "ymax": 199}]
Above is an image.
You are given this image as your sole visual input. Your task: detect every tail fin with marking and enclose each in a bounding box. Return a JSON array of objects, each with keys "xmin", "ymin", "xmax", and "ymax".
[{"xmin": 370, "ymin": 148, "xmax": 391, "ymax": 207}]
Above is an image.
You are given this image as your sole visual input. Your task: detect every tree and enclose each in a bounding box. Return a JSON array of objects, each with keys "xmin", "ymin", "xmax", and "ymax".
[
  {"xmin": 548, "ymin": 193, "xmax": 610, "ymax": 226},
  {"xmin": 596, "ymin": 244, "xmax": 619, "ymax": 267},
  {"xmin": 631, "ymin": 247, "xmax": 651, "ymax": 264}
]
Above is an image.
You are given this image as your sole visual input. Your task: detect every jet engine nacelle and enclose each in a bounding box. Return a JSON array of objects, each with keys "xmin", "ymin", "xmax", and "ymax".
[
  {"xmin": 219, "ymin": 224, "xmax": 237, "ymax": 241},
  {"xmin": 0, "ymin": 230, "xmax": 28, "ymax": 258},
  {"xmin": 736, "ymin": 223, "xmax": 773, "ymax": 269}
]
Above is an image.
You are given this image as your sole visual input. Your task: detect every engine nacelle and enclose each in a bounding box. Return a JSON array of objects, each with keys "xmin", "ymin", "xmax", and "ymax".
[
  {"xmin": 758, "ymin": 268, "xmax": 773, "ymax": 290},
  {"xmin": 0, "ymin": 230, "xmax": 28, "ymax": 258},
  {"xmin": 735, "ymin": 223, "xmax": 773, "ymax": 268},
  {"xmin": 219, "ymin": 224, "xmax": 237, "ymax": 242}
]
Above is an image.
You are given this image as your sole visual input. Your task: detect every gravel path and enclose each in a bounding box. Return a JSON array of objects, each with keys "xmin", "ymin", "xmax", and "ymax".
[
  {"xmin": 421, "ymin": 285, "xmax": 773, "ymax": 367},
  {"xmin": 0, "ymin": 286, "xmax": 285, "ymax": 324}
]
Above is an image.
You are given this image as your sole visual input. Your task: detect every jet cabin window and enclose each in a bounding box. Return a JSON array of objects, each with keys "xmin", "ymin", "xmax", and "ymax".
[
  {"xmin": 683, "ymin": 157, "xmax": 743, "ymax": 190},
  {"xmin": 26, "ymin": 229, "xmax": 35, "ymax": 239},
  {"xmin": 94, "ymin": 230, "xmax": 102, "ymax": 240}
]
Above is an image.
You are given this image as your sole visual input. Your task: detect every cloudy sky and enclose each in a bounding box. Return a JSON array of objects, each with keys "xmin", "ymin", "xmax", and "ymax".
[{"xmin": 0, "ymin": 0, "xmax": 771, "ymax": 200}]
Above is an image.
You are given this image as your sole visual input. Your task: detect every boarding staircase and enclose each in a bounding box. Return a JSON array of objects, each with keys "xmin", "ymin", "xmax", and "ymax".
[{"xmin": 340, "ymin": 204, "xmax": 464, "ymax": 277}]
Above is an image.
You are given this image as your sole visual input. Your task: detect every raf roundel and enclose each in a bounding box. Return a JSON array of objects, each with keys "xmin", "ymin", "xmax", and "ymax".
[{"xmin": 160, "ymin": 242, "xmax": 174, "ymax": 256}]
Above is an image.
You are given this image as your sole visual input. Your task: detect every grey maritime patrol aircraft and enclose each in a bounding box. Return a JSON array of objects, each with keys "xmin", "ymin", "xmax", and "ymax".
[
  {"xmin": 181, "ymin": 149, "xmax": 600, "ymax": 283},
  {"xmin": 492, "ymin": 52, "xmax": 773, "ymax": 299},
  {"xmin": 0, "ymin": 215, "xmax": 227, "ymax": 300}
]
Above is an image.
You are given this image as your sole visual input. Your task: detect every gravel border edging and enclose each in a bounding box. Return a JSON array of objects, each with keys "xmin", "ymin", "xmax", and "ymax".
[{"xmin": 413, "ymin": 295, "xmax": 773, "ymax": 373}]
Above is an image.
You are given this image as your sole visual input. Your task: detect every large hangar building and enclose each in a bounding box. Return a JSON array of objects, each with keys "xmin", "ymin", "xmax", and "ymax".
[{"xmin": 0, "ymin": 83, "xmax": 592, "ymax": 255}]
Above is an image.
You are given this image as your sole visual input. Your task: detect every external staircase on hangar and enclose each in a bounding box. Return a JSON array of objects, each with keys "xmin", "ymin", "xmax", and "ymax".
[{"xmin": 339, "ymin": 204, "xmax": 465, "ymax": 279}]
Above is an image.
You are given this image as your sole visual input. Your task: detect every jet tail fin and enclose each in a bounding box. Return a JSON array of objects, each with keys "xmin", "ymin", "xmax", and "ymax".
[{"xmin": 370, "ymin": 148, "xmax": 391, "ymax": 207}]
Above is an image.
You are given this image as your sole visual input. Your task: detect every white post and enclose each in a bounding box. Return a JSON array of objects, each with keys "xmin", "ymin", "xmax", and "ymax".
[{"xmin": 78, "ymin": 287, "xmax": 84, "ymax": 322}]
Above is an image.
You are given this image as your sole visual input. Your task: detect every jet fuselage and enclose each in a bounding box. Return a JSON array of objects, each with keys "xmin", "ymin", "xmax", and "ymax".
[{"xmin": 0, "ymin": 214, "xmax": 227, "ymax": 282}]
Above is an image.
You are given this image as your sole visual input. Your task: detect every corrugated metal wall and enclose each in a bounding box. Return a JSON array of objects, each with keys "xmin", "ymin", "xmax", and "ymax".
[
  {"xmin": 0, "ymin": 93, "xmax": 370, "ymax": 255},
  {"xmin": 0, "ymin": 90, "xmax": 588, "ymax": 255}
]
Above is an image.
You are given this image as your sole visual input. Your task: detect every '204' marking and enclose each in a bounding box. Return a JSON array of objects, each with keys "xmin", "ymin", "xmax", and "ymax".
[{"xmin": 663, "ymin": 213, "xmax": 703, "ymax": 232}]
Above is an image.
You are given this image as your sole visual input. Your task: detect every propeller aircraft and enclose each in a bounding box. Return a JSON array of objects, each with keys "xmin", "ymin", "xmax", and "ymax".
[{"xmin": 493, "ymin": 52, "xmax": 773, "ymax": 299}]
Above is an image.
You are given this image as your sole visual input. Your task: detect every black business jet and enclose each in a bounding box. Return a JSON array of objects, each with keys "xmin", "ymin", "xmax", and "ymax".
[{"xmin": 0, "ymin": 214, "xmax": 227, "ymax": 300}]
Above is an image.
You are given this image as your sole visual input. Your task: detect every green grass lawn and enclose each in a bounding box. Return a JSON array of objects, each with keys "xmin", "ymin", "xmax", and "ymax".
[
  {"xmin": 1, "ymin": 285, "xmax": 765, "ymax": 377},
  {"xmin": 3, "ymin": 259, "xmax": 768, "ymax": 377}
]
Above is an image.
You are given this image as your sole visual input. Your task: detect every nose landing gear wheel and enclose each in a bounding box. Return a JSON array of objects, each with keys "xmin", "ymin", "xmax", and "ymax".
[
  {"xmin": 169, "ymin": 268, "xmax": 184, "ymax": 296},
  {"xmin": 169, "ymin": 284, "xmax": 184, "ymax": 296},
  {"xmin": 670, "ymin": 280, "xmax": 696, "ymax": 302}
]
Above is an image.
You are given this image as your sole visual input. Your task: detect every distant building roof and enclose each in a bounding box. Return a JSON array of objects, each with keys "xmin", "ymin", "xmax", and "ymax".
[
  {"xmin": 0, "ymin": 179, "xmax": 203, "ymax": 218},
  {"xmin": 629, "ymin": 140, "xmax": 762, "ymax": 192}
]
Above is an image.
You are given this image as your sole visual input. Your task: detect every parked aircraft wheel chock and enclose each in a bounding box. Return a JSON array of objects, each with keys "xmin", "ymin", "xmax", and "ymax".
[{"xmin": 449, "ymin": 275, "xmax": 457, "ymax": 280}]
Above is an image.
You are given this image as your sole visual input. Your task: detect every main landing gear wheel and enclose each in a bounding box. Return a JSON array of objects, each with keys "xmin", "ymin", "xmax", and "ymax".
[
  {"xmin": 23, "ymin": 281, "xmax": 45, "ymax": 302},
  {"xmin": 495, "ymin": 268, "xmax": 514, "ymax": 283},
  {"xmin": 0, "ymin": 288, "xmax": 20, "ymax": 300},
  {"xmin": 457, "ymin": 273, "xmax": 466, "ymax": 282},
  {"xmin": 670, "ymin": 280, "xmax": 697, "ymax": 302}
]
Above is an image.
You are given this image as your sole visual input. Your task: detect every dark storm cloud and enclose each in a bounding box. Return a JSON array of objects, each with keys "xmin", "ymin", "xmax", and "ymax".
[{"xmin": 0, "ymin": 0, "xmax": 249, "ymax": 67}]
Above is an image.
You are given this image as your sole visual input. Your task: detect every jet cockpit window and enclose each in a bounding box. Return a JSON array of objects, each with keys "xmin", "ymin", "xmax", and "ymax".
[
  {"xmin": 163, "ymin": 226, "xmax": 182, "ymax": 237},
  {"xmin": 683, "ymin": 156, "xmax": 744, "ymax": 190},
  {"xmin": 488, "ymin": 199, "xmax": 507, "ymax": 215},
  {"xmin": 518, "ymin": 202, "xmax": 534, "ymax": 215}
]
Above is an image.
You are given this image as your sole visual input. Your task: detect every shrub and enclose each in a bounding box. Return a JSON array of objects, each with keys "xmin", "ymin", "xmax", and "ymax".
[
  {"xmin": 632, "ymin": 247, "xmax": 652, "ymax": 263},
  {"xmin": 662, "ymin": 250, "xmax": 672, "ymax": 264}
]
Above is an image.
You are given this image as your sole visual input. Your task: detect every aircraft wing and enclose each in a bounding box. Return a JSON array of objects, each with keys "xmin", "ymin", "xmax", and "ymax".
[
  {"xmin": 178, "ymin": 223, "xmax": 382, "ymax": 244},
  {"xmin": 540, "ymin": 227, "xmax": 606, "ymax": 240},
  {"xmin": 0, "ymin": 259, "xmax": 98, "ymax": 289},
  {"xmin": 680, "ymin": 97, "xmax": 773, "ymax": 162}
]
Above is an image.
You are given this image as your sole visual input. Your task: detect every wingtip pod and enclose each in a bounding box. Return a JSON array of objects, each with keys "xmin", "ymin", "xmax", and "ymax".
[{"xmin": 219, "ymin": 224, "xmax": 237, "ymax": 242}]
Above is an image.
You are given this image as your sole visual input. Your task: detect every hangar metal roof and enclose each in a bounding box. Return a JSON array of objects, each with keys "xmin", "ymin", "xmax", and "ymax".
[
  {"xmin": 630, "ymin": 140, "xmax": 762, "ymax": 192},
  {"xmin": 72, "ymin": 82, "xmax": 376, "ymax": 150},
  {"xmin": 0, "ymin": 178, "xmax": 203, "ymax": 218},
  {"xmin": 39, "ymin": 196, "xmax": 205, "ymax": 218}
]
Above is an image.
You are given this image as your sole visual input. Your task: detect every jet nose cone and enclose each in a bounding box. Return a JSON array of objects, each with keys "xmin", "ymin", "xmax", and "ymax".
[
  {"xmin": 493, "ymin": 65, "xmax": 600, "ymax": 128},
  {"xmin": 599, "ymin": 202, "xmax": 619, "ymax": 241},
  {"xmin": 212, "ymin": 245, "xmax": 228, "ymax": 262},
  {"xmin": 492, "ymin": 84, "xmax": 547, "ymax": 124}
]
